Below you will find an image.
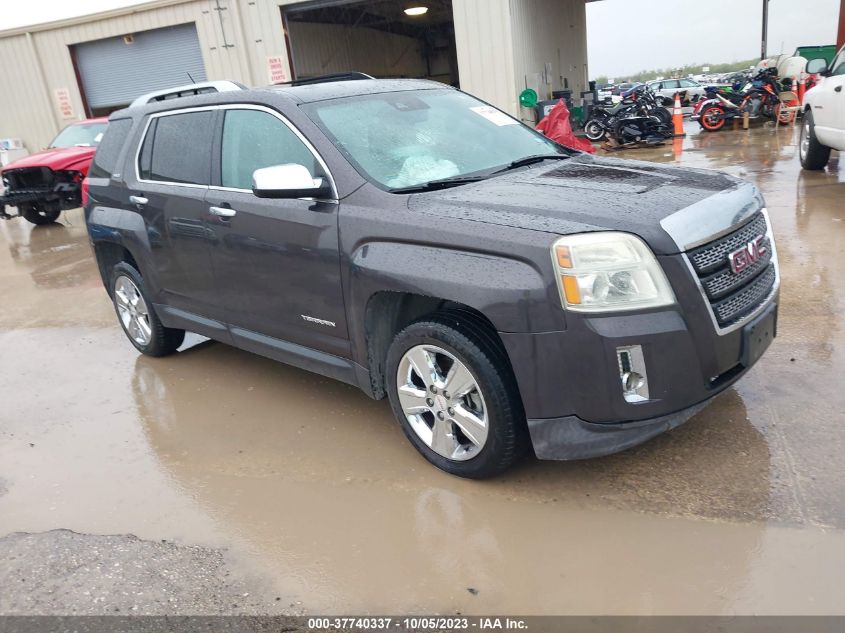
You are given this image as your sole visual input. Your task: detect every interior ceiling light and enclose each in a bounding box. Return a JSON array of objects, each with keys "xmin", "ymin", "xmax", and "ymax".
[{"xmin": 404, "ymin": 6, "xmax": 429, "ymax": 16}]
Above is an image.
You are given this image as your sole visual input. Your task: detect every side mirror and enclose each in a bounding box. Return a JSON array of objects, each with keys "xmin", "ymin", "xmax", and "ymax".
[
  {"xmin": 252, "ymin": 164, "xmax": 332, "ymax": 199},
  {"xmin": 806, "ymin": 58, "xmax": 828, "ymax": 75}
]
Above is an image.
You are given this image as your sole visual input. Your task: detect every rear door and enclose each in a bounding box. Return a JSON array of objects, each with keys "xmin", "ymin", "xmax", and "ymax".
[
  {"xmin": 128, "ymin": 108, "xmax": 221, "ymax": 319},
  {"xmin": 206, "ymin": 105, "xmax": 348, "ymax": 358}
]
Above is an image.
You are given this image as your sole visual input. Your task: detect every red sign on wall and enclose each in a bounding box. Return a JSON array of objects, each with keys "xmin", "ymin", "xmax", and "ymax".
[
  {"xmin": 54, "ymin": 88, "xmax": 74, "ymax": 119},
  {"xmin": 267, "ymin": 56, "xmax": 288, "ymax": 84}
]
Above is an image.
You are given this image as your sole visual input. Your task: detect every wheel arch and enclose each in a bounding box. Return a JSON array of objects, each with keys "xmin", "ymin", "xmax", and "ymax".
[
  {"xmin": 88, "ymin": 207, "xmax": 154, "ymax": 296},
  {"xmin": 362, "ymin": 291, "xmax": 518, "ymax": 404}
]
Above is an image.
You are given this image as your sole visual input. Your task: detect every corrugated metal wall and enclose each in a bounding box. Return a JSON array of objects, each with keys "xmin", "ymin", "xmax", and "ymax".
[
  {"xmin": 0, "ymin": 0, "xmax": 589, "ymax": 151},
  {"xmin": 509, "ymin": 0, "xmax": 588, "ymax": 114},
  {"xmin": 287, "ymin": 21, "xmax": 427, "ymax": 79},
  {"xmin": 452, "ymin": 0, "xmax": 518, "ymax": 116},
  {"xmin": 0, "ymin": 0, "xmax": 292, "ymax": 151}
]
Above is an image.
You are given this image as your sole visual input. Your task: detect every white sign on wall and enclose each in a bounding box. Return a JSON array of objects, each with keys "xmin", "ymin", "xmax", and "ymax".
[
  {"xmin": 267, "ymin": 56, "xmax": 288, "ymax": 84},
  {"xmin": 54, "ymin": 88, "xmax": 74, "ymax": 119}
]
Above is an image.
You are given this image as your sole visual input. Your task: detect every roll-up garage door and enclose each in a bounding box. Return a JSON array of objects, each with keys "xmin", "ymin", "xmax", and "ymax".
[{"xmin": 73, "ymin": 23, "xmax": 207, "ymax": 114}]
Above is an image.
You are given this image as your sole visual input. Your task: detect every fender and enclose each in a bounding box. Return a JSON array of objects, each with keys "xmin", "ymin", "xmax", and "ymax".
[
  {"xmin": 346, "ymin": 240, "xmax": 557, "ymax": 365},
  {"xmin": 86, "ymin": 204, "xmax": 155, "ymax": 294}
]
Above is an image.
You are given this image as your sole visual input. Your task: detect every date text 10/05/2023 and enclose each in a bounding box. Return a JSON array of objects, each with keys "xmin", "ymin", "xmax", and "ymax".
[{"xmin": 307, "ymin": 617, "xmax": 529, "ymax": 630}]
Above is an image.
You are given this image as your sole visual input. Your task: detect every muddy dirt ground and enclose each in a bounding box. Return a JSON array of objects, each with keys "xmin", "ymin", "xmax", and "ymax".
[{"xmin": 1, "ymin": 123, "xmax": 844, "ymax": 615}]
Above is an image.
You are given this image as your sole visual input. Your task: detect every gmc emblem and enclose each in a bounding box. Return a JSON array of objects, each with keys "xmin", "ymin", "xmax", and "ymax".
[{"xmin": 728, "ymin": 235, "xmax": 767, "ymax": 274}]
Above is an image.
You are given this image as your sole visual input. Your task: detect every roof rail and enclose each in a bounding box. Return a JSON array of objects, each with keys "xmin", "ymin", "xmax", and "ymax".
[
  {"xmin": 130, "ymin": 80, "xmax": 246, "ymax": 108},
  {"xmin": 277, "ymin": 72, "xmax": 375, "ymax": 87}
]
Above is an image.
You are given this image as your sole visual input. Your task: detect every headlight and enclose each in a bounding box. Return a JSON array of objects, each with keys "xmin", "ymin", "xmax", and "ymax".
[{"xmin": 551, "ymin": 232, "xmax": 675, "ymax": 312}]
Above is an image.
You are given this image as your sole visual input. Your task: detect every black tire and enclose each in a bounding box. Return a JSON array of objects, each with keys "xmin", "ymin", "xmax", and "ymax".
[
  {"xmin": 110, "ymin": 262, "xmax": 185, "ymax": 357},
  {"xmin": 385, "ymin": 311, "xmax": 528, "ymax": 479},
  {"xmin": 652, "ymin": 107, "xmax": 672, "ymax": 126},
  {"xmin": 21, "ymin": 203, "xmax": 61, "ymax": 225},
  {"xmin": 799, "ymin": 109, "xmax": 831, "ymax": 170},
  {"xmin": 583, "ymin": 119, "xmax": 606, "ymax": 141}
]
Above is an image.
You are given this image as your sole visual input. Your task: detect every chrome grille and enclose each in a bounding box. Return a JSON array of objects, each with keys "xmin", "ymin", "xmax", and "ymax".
[
  {"xmin": 711, "ymin": 265, "xmax": 776, "ymax": 324},
  {"xmin": 688, "ymin": 214, "xmax": 769, "ymax": 275},
  {"xmin": 686, "ymin": 211, "xmax": 777, "ymax": 328},
  {"xmin": 701, "ymin": 239, "xmax": 772, "ymax": 299}
]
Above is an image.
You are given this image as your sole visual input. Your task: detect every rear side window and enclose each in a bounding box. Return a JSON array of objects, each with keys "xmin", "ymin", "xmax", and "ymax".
[
  {"xmin": 88, "ymin": 119, "xmax": 131, "ymax": 178},
  {"xmin": 220, "ymin": 109, "xmax": 317, "ymax": 190},
  {"xmin": 138, "ymin": 111, "xmax": 214, "ymax": 185}
]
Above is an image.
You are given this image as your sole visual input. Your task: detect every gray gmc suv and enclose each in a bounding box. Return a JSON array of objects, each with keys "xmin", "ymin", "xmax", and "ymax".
[{"xmin": 85, "ymin": 75, "xmax": 779, "ymax": 478}]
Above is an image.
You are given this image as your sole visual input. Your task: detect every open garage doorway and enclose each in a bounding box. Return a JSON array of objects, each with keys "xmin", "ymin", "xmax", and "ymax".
[{"xmin": 282, "ymin": 0, "xmax": 458, "ymax": 86}]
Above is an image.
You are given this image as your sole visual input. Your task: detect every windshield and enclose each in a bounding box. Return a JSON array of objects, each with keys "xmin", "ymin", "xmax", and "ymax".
[
  {"xmin": 49, "ymin": 122, "xmax": 107, "ymax": 148},
  {"xmin": 303, "ymin": 89, "xmax": 567, "ymax": 190}
]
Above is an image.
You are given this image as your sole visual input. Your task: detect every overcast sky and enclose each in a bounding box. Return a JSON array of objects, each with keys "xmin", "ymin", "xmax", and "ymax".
[
  {"xmin": 0, "ymin": 0, "xmax": 840, "ymax": 78},
  {"xmin": 587, "ymin": 0, "xmax": 840, "ymax": 78}
]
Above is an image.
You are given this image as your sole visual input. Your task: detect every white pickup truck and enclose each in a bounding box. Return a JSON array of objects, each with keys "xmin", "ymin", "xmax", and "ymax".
[{"xmin": 801, "ymin": 45, "xmax": 845, "ymax": 170}]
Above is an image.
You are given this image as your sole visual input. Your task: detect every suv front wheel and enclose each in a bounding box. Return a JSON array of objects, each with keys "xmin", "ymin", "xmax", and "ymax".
[
  {"xmin": 110, "ymin": 262, "xmax": 185, "ymax": 356},
  {"xmin": 385, "ymin": 314, "xmax": 528, "ymax": 478}
]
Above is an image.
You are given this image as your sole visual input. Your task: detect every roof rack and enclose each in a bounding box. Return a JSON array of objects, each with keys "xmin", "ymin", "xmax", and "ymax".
[
  {"xmin": 276, "ymin": 72, "xmax": 374, "ymax": 87},
  {"xmin": 130, "ymin": 80, "xmax": 246, "ymax": 108}
]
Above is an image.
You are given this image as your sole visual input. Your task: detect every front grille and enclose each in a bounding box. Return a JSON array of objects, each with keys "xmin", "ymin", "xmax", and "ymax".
[
  {"xmin": 688, "ymin": 213, "xmax": 769, "ymax": 274},
  {"xmin": 3, "ymin": 167, "xmax": 54, "ymax": 191},
  {"xmin": 686, "ymin": 211, "xmax": 777, "ymax": 328}
]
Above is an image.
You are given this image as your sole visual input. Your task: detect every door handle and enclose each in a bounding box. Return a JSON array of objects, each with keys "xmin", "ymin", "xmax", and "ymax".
[
  {"xmin": 209, "ymin": 206, "xmax": 237, "ymax": 218},
  {"xmin": 129, "ymin": 195, "xmax": 148, "ymax": 206}
]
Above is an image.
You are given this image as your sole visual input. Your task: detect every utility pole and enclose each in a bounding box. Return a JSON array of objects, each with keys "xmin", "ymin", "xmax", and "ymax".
[{"xmin": 761, "ymin": 0, "xmax": 769, "ymax": 60}]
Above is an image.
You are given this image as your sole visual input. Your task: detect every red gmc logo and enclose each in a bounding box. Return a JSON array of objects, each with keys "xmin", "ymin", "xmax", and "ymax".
[{"xmin": 729, "ymin": 235, "xmax": 767, "ymax": 274}]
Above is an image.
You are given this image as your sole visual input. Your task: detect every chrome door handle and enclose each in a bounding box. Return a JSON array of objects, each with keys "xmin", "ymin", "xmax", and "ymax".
[
  {"xmin": 209, "ymin": 206, "xmax": 237, "ymax": 218},
  {"xmin": 129, "ymin": 195, "xmax": 148, "ymax": 205}
]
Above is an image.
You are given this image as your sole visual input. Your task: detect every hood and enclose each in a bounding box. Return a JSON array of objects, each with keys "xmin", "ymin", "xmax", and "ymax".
[
  {"xmin": 407, "ymin": 154, "xmax": 762, "ymax": 254},
  {"xmin": 1, "ymin": 145, "xmax": 96, "ymax": 173}
]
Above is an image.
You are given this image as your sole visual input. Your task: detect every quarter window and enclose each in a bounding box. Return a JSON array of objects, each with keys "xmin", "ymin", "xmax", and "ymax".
[
  {"xmin": 138, "ymin": 110, "xmax": 214, "ymax": 185},
  {"xmin": 221, "ymin": 109, "xmax": 318, "ymax": 190}
]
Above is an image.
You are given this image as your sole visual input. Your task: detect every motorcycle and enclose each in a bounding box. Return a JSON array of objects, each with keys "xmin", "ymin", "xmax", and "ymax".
[
  {"xmin": 692, "ymin": 68, "xmax": 794, "ymax": 132},
  {"xmin": 583, "ymin": 84, "xmax": 672, "ymax": 143}
]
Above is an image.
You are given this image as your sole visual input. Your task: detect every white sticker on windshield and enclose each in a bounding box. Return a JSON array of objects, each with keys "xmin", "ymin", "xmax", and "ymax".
[
  {"xmin": 470, "ymin": 106, "xmax": 518, "ymax": 126},
  {"xmin": 94, "ymin": 132, "xmax": 104, "ymax": 143}
]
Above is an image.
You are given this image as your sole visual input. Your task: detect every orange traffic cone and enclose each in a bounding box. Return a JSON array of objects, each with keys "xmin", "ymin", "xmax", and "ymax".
[
  {"xmin": 672, "ymin": 92, "xmax": 685, "ymax": 137},
  {"xmin": 797, "ymin": 73, "xmax": 805, "ymax": 104}
]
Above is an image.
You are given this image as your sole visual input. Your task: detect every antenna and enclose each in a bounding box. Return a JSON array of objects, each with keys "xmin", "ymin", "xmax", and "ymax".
[{"xmin": 187, "ymin": 72, "xmax": 196, "ymax": 84}]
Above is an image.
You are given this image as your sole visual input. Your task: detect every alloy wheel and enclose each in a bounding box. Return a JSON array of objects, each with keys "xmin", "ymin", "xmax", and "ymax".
[
  {"xmin": 114, "ymin": 275, "xmax": 152, "ymax": 346},
  {"xmin": 800, "ymin": 120, "xmax": 810, "ymax": 159},
  {"xmin": 396, "ymin": 345, "xmax": 488, "ymax": 461}
]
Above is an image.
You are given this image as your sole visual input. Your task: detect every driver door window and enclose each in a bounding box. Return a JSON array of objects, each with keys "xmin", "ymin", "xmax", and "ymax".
[{"xmin": 221, "ymin": 109, "xmax": 317, "ymax": 190}]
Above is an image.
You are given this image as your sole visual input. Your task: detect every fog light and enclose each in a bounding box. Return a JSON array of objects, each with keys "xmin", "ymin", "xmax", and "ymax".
[
  {"xmin": 622, "ymin": 371, "xmax": 644, "ymax": 392},
  {"xmin": 617, "ymin": 345, "xmax": 649, "ymax": 403}
]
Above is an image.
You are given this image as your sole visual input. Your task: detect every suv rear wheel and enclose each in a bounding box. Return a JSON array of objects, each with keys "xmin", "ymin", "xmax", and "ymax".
[
  {"xmin": 110, "ymin": 262, "xmax": 185, "ymax": 356},
  {"xmin": 385, "ymin": 313, "xmax": 527, "ymax": 478},
  {"xmin": 800, "ymin": 110, "xmax": 831, "ymax": 170},
  {"xmin": 21, "ymin": 203, "xmax": 61, "ymax": 225}
]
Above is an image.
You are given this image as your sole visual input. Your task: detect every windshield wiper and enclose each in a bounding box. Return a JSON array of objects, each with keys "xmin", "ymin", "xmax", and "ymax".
[
  {"xmin": 388, "ymin": 175, "xmax": 488, "ymax": 194},
  {"xmin": 497, "ymin": 153, "xmax": 571, "ymax": 172}
]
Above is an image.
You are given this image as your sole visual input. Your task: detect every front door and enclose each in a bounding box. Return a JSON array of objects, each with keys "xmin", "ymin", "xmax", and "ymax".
[
  {"xmin": 812, "ymin": 49, "xmax": 845, "ymax": 149},
  {"xmin": 206, "ymin": 106, "xmax": 349, "ymax": 359}
]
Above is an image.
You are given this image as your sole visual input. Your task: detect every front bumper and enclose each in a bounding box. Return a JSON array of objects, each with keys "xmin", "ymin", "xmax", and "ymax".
[
  {"xmin": 527, "ymin": 397, "xmax": 715, "ymax": 460},
  {"xmin": 500, "ymin": 295, "xmax": 778, "ymax": 461}
]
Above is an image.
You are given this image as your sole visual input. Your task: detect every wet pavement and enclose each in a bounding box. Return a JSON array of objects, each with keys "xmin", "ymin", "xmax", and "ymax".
[{"xmin": 2, "ymin": 122, "xmax": 845, "ymax": 615}]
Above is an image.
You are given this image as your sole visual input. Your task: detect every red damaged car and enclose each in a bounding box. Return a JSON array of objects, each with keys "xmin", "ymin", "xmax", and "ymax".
[{"xmin": 1, "ymin": 117, "xmax": 108, "ymax": 225}]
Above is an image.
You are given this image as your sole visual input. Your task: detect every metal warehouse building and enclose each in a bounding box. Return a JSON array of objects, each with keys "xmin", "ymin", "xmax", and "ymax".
[{"xmin": 0, "ymin": 0, "xmax": 590, "ymax": 153}]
